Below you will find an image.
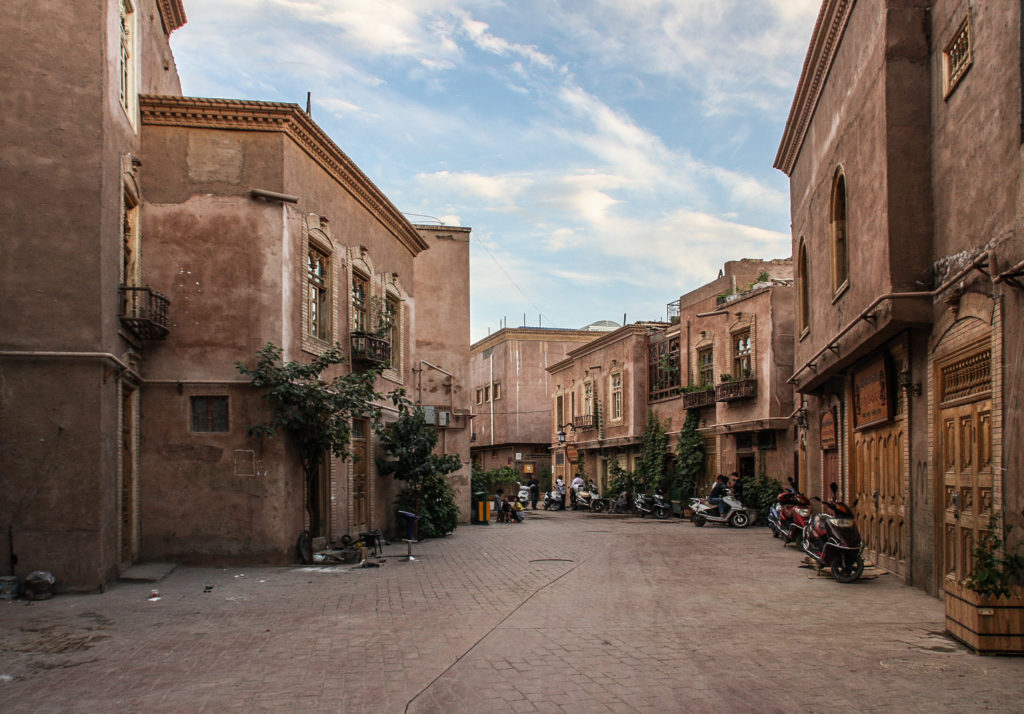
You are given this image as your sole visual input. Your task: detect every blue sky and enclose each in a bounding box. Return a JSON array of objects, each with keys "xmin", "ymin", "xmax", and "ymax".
[{"xmin": 170, "ymin": 0, "xmax": 821, "ymax": 342}]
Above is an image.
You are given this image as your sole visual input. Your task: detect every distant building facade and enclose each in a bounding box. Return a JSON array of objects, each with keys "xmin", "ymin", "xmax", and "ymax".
[
  {"xmin": 776, "ymin": 0, "xmax": 1024, "ymax": 594},
  {"xmin": 470, "ymin": 327, "xmax": 604, "ymax": 482}
]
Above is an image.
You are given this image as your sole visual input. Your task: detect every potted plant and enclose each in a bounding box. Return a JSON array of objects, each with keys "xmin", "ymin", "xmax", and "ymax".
[
  {"xmin": 944, "ymin": 513, "xmax": 1024, "ymax": 654},
  {"xmin": 719, "ymin": 373, "xmax": 733, "ymax": 382}
]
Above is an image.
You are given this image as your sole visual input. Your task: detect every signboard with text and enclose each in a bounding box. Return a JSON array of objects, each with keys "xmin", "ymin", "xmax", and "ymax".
[
  {"xmin": 820, "ymin": 409, "xmax": 837, "ymax": 450},
  {"xmin": 853, "ymin": 356, "xmax": 892, "ymax": 430}
]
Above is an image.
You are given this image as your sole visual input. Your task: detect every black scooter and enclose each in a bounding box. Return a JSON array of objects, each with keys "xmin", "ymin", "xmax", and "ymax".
[{"xmin": 800, "ymin": 482, "xmax": 865, "ymax": 583}]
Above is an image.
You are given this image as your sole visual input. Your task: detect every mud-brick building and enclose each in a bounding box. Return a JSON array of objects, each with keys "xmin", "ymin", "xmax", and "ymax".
[
  {"xmin": 470, "ymin": 327, "xmax": 605, "ymax": 482},
  {"xmin": 776, "ymin": 0, "xmax": 1024, "ymax": 594},
  {"xmin": 0, "ymin": 0, "xmax": 189, "ymax": 590},
  {"xmin": 0, "ymin": 1, "xmax": 471, "ymax": 590},
  {"xmin": 547, "ymin": 323, "xmax": 668, "ymax": 492},
  {"xmin": 675, "ymin": 259, "xmax": 795, "ymax": 491}
]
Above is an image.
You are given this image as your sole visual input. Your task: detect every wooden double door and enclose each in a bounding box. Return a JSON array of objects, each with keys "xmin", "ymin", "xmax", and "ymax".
[
  {"xmin": 851, "ymin": 418, "xmax": 907, "ymax": 576},
  {"xmin": 939, "ymin": 398, "xmax": 993, "ymax": 583}
]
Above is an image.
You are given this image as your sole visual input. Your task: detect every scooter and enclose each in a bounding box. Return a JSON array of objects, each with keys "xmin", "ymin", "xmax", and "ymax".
[
  {"xmin": 515, "ymin": 482, "xmax": 531, "ymax": 507},
  {"xmin": 572, "ymin": 481, "xmax": 606, "ymax": 512},
  {"xmin": 800, "ymin": 482, "xmax": 865, "ymax": 583},
  {"xmin": 768, "ymin": 477, "xmax": 812, "ymax": 544},
  {"xmin": 635, "ymin": 492, "xmax": 672, "ymax": 519},
  {"xmin": 690, "ymin": 490, "xmax": 755, "ymax": 527},
  {"xmin": 543, "ymin": 490, "xmax": 564, "ymax": 510}
]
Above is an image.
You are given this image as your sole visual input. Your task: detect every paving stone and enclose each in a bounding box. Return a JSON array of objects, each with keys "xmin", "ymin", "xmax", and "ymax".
[{"xmin": 1, "ymin": 513, "xmax": 1023, "ymax": 712}]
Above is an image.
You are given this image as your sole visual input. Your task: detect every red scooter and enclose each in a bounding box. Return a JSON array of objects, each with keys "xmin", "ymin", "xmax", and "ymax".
[
  {"xmin": 767, "ymin": 477, "xmax": 812, "ymax": 545},
  {"xmin": 800, "ymin": 482, "xmax": 865, "ymax": 583}
]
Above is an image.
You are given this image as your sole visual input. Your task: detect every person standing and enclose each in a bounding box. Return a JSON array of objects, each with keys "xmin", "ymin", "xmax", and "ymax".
[{"xmin": 528, "ymin": 475, "xmax": 540, "ymax": 510}]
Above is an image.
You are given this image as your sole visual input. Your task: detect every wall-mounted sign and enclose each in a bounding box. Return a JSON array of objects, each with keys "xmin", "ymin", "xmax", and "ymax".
[
  {"xmin": 820, "ymin": 409, "xmax": 837, "ymax": 450},
  {"xmin": 853, "ymin": 356, "xmax": 892, "ymax": 430},
  {"xmin": 522, "ymin": 463, "xmax": 534, "ymax": 474}
]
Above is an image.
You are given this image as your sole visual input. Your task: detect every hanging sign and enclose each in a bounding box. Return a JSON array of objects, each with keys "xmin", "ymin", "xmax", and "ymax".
[
  {"xmin": 820, "ymin": 409, "xmax": 837, "ymax": 450},
  {"xmin": 853, "ymin": 356, "xmax": 892, "ymax": 430}
]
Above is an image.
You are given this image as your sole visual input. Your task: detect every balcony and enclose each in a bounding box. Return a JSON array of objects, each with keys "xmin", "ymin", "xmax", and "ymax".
[
  {"xmin": 715, "ymin": 377, "xmax": 757, "ymax": 402},
  {"xmin": 350, "ymin": 332, "xmax": 391, "ymax": 367},
  {"xmin": 573, "ymin": 413, "xmax": 595, "ymax": 430},
  {"xmin": 119, "ymin": 286, "xmax": 170, "ymax": 340},
  {"xmin": 682, "ymin": 387, "xmax": 716, "ymax": 409}
]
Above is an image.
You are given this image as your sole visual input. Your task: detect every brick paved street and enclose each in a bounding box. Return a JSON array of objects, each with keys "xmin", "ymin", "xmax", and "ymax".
[{"xmin": 2, "ymin": 510, "xmax": 1023, "ymax": 713}]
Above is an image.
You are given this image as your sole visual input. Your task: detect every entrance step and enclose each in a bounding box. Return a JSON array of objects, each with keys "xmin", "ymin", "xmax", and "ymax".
[{"xmin": 119, "ymin": 562, "xmax": 177, "ymax": 583}]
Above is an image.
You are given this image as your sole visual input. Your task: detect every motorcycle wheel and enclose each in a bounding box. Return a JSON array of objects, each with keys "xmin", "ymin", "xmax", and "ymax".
[
  {"xmin": 592, "ymin": 500, "xmax": 606, "ymax": 513},
  {"xmin": 832, "ymin": 552, "xmax": 865, "ymax": 583},
  {"xmin": 692, "ymin": 514, "xmax": 706, "ymax": 527},
  {"xmin": 654, "ymin": 505, "xmax": 670, "ymax": 519},
  {"xmin": 729, "ymin": 511, "xmax": 750, "ymax": 528}
]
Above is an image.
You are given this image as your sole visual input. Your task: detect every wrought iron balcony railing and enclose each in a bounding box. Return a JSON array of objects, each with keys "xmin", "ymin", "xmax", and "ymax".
[
  {"xmin": 119, "ymin": 286, "xmax": 170, "ymax": 340},
  {"xmin": 715, "ymin": 378, "xmax": 757, "ymax": 402},
  {"xmin": 682, "ymin": 387, "xmax": 716, "ymax": 409},
  {"xmin": 573, "ymin": 413, "xmax": 595, "ymax": 430},
  {"xmin": 350, "ymin": 332, "xmax": 391, "ymax": 367}
]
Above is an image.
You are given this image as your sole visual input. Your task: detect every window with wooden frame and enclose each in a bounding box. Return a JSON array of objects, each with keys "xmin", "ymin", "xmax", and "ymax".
[
  {"xmin": 118, "ymin": 0, "xmax": 138, "ymax": 127},
  {"xmin": 190, "ymin": 396, "xmax": 229, "ymax": 433},
  {"xmin": 648, "ymin": 336, "xmax": 681, "ymax": 400},
  {"xmin": 306, "ymin": 246, "xmax": 330, "ymax": 342},
  {"xmin": 385, "ymin": 292, "xmax": 401, "ymax": 370},
  {"xmin": 583, "ymin": 381, "xmax": 594, "ymax": 416},
  {"xmin": 943, "ymin": 13, "xmax": 972, "ymax": 98},
  {"xmin": 797, "ymin": 238, "xmax": 810, "ymax": 337},
  {"xmin": 733, "ymin": 329, "xmax": 753, "ymax": 378},
  {"xmin": 698, "ymin": 347, "xmax": 714, "ymax": 386},
  {"xmin": 556, "ymin": 394, "xmax": 564, "ymax": 427},
  {"xmin": 492, "ymin": 382, "xmax": 501, "ymax": 400},
  {"xmin": 610, "ymin": 372, "xmax": 623, "ymax": 421},
  {"xmin": 351, "ymin": 271, "xmax": 369, "ymax": 334},
  {"xmin": 830, "ymin": 169, "xmax": 849, "ymax": 297}
]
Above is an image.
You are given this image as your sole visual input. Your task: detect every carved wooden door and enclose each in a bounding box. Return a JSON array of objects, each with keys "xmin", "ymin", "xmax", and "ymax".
[
  {"xmin": 940, "ymin": 399, "xmax": 993, "ymax": 582},
  {"xmin": 351, "ymin": 419, "xmax": 369, "ymax": 533},
  {"xmin": 852, "ymin": 419, "xmax": 906, "ymax": 576}
]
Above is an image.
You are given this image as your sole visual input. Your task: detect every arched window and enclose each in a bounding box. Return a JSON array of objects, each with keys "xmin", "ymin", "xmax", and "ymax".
[
  {"xmin": 830, "ymin": 169, "xmax": 849, "ymax": 296},
  {"xmin": 798, "ymin": 238, "xmax": 810, "ymax": 336}
]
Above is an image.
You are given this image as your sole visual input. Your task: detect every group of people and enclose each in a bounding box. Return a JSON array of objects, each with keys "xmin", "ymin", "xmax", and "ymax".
[
  {"xmin": 493, "ymin": 475, "xmax": 542, "ymax": 523},
  {"xmin": 708, "ymin": 472, "xmax": 744, "ymax": 516}
]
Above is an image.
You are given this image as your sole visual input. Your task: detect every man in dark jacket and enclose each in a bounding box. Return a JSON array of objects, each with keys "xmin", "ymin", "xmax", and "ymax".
[{"xmin": 709, "ymin": 474, "xmax": 729, "ymax": 517}]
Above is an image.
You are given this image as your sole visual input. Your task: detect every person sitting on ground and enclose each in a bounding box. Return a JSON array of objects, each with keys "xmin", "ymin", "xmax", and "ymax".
[
  {"xmin": 511, "ymin": 498, "xmax": 525, "ymax": 523},
  {"xmin": 709, "ymin": 474, "xmax": 729, "ymax": 517},
  {"xmin": 499, "ymin": 496, "xmax": 513, "ymax": 523}
]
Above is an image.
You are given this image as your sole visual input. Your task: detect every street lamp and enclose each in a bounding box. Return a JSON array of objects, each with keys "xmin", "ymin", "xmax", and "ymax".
[{"xmin": 556, "ymin": 422, "xmax": 576, "ymax": 444}]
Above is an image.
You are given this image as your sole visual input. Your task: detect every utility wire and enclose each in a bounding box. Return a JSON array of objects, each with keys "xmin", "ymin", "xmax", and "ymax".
[{"xmin": 472, "ymin": 233, "xmax": 557, "ymax": 329}]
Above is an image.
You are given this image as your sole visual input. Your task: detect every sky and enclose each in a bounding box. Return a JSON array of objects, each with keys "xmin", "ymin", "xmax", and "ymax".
[{"xmin": 170, "ymin": 0, "xmax": 822, "ymax": 343}]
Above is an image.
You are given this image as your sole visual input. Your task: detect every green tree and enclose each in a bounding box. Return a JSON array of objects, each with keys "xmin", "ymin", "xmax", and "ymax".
[
  {"xmin": 636, "ymin": 412, "xmax": 669, "ymax": 494},
  {"xmin": 377, "ymin": 401, "xmax": 462, "ymax": 539},
  {"xmin": 674, "ymin": 410, "xmax": 704, "ymax": 501},
  {"xmin": 236, "ymin": 343, "xmax": 386, "ymax": 536}
]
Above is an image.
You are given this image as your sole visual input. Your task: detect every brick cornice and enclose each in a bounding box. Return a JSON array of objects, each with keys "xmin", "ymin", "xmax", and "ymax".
[
  {"xmin": 156, "ymin": 0, "xmax": 187, "ymax": 34},
  {"xmin": 139, "ymin": 95, "xmax": 428, "ymax": 255},
  {"xmin": 774, "ymin": 0, "xmax": 856, "ymax": 176}
]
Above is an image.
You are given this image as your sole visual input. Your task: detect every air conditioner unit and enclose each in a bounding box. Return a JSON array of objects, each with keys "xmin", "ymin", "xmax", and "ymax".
[
  {"xmin": 437, "ymin": 410, "xmax": 451, "ymax": 427},
  {"xmin": 422, "ymin": 406, "xmax": 436, "ymax": 425}
]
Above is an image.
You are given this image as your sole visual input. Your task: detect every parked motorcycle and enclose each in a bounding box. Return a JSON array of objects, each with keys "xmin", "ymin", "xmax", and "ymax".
[
  {"xmin": 689, "ymin": 490, "xmax": 755, "ymax": 527},
  {"xmin": 768, "ymin": 477, "xmax": 812, "ymax": 544},
  {"xmin": 515, "ymin": 482, "xmax": 531, "ymax": 507},
  {"xmin": 543, "ymin": 489, "xmax": 564, "ymax": 510},
  {"xmin": 635, "ymin": 492, "xmax": 672, "ymax": 519},
  {"xmin": 800, "ymin": 482, "xmax": 864, "ymax": 583},
  {"xmin": 572, "ymin": 480, "xmax": 606, "ymax": 512}
]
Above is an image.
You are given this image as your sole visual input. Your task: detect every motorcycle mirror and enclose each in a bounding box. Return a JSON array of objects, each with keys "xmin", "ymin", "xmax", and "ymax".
[
  {"xmin": 787, "ymin": 477, "xmax": 797, "ymax": 488},
  {"xmin": 811, "ymin": 496, "xmax": 822, "ymax": 503},
  {"xmin": 852, "ymin": 498, "xmax": 859, "ymax": 508},
  {"xmin": 829, "ymin": 482, "xmax": 839, "ymax": 496}
]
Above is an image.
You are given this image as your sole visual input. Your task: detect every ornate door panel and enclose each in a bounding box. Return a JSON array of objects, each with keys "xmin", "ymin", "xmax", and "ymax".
[
  {"xmin": 351, "ymin": 419, "xmax": 369, "ymax": 533},
  {"xmin": 852, "ymin": 420, "xmax": 906, "ymax": 575},
  {"xmin": 940, "ymin": 399, "xmax": 993, "ymax": 582}
]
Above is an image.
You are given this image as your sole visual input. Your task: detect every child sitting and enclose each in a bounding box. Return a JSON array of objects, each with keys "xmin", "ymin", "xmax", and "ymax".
[{"xmin": 511, "ymin": 499, "xmax": 525, "ymax": 523}]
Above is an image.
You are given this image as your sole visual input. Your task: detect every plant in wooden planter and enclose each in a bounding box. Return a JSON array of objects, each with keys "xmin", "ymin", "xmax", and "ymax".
[{"xmin": 945, "ymin": 513, "xmax": 1024, "ymax": 655}]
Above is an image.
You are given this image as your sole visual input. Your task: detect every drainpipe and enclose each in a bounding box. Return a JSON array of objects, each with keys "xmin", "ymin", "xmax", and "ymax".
[
  {"xmin": 489, "ymin": 349, "xmax": 495, "ymax": 446},
  {"xmin": 0, "ymin": 350, "xmax": 142, "ymax": 383}
]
